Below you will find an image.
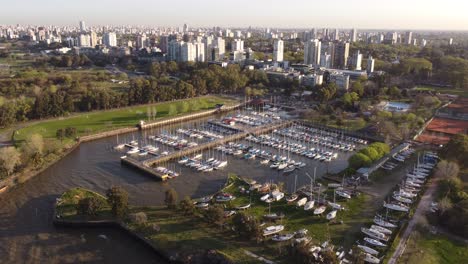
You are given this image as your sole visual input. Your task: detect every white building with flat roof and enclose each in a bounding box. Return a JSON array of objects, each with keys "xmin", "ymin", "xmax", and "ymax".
[{"xmin": 273, "ymin": 39, "xmax": 284, "ymax": 62}]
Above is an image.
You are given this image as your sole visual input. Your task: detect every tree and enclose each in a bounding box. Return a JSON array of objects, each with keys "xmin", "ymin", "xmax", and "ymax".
[
  {"xmin": 129, "ymin": 212, "xmax": 148, "ymax": 225},
  {"xmin": 77, "ymin": 197, "xmax": 104, "ymax": 216},
  {"xmin": 442, "ymin": 134, "xmax": 468, "ymax": 167},
  {"xmin": 164, "ymin": 188, "xmax": 178, "ymax": 209},
  {"xmin": 167, "ymin": 104, "xmax": 177, "ymax": 116},
  {"xmin": 22, "ymin": 133, "xmax": 44, "ymax": 166},
  {"xmin": 359, "ymin": 147, "xmax": 380, "ymax": 162},
  {"xmin": 179, "ymin": 196, "xmax": 196, "ymax": 215},
  {"xmin": 434, "ymin": 160, "xmax": 460, "ymax": 179},
  {"xmin": 106, "ymin": 186, "xmax": 129, "ymax": 218},
  {"xmin": 438, "ymin": 196, "xmax": 453, "ymax": 215},
  {"xmin": 205, "ymin": 205, "xmax": 224, "ymax": 224},
  {"xmin": 350, "ymin": 245, "xmax": 365, "ymax": 264},
  {"xmin": 56, "ymin": 129, "xmax": 65, "ymax": 142},
  {"xmin": 348, "ymin": 153, "xmax": 372, "ymax": 169},
  {"xmin": 0, "ymin": 147, "xmax": 21, "ymax": 177},
  {"xmin": 351, "ymin": 81, "xmax": 364, "ymax": 96}
]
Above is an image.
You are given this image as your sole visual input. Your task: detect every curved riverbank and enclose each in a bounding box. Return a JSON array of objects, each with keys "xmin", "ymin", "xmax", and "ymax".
[{"xmin": 0, "ymin": 101, "xmax": 241, "ymax": 197}]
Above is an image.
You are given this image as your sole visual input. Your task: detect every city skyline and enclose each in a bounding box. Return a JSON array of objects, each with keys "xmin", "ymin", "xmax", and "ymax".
[{"xmin": 1, "ymin": 0, "xmax": 468, "ymax": 30}]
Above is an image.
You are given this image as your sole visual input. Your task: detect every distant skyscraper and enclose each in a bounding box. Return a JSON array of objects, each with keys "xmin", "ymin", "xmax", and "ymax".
[
  {"xmin": 103, "ymin": 32, "xmax": 117, "ymax": 47},
  {"xmin": 183, "ymin": 23, "xmax": 189, "ymax": 33},
  {"xmin": 351, "ymin": 28, "xmax": 357, "ymax": 42},
  {"xmin": 304, "ymin": 39, "xmax": 321, "ymax": 66},
  {"xmin": 405, "ymin": 31, "xmax": 413, "ymax": 45},
  {"xmin": 367, "ymin": 56, "xmax": 375, "ymax": 74},
  {"xmin": 180, "ymin": 42, "xmax": 196, "ymax": 62},
  {"xmin": 168, "ymin": 40, "xmax": 181, "ymax": 61},
  {"xmin": 79, "ymin": 34, "xmax": 91, "ymax": 47},
  {"xmin": 231, "ymin": 39, "xmax": 244, "ymax": 51},
  {"xmin": 194, "ymin": 41, "xmax": 205, "ymax": 62},
  {"xmin": 136, "ymin": 33, "xmax": 147, "ymax": 49},
  {"xmin": 216, "ymin": 37, "xmax": 226, "ymax": 59},
  {"xmin": 273, "ymin": 39, "xmax": 284, "ymax": 62},
  {"xmin": 320, "ymin": 53, "xmax": 332, "ymax": 68},
  {"xmin": 160, "ymin": 35, "xmax": 169, "ymax": 53},
  {"xmin": 90, "ymin": 31, "xmax": 98, "ymax": 47},
  {"xmin": 333, "ymin": 29, "xmax": 339, "ymax": 41},
  {"xmin": 333, "ymin": 42, "xmax": 349, "ymax": 69},
  {"xmin": 79, "ymin": 21, "xmax": 86, "ymax": 32},
  {"xmin": 352, "ymin": 50, "xmax": 363, "ymax": 70}
]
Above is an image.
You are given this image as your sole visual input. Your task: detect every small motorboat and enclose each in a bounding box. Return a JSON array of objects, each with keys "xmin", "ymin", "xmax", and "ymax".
[
  {"xmin": 357, "ymin": 245, "xmax": 379, "ymax": 255},
  {"xmin": 365, "ymin": 254, "xmax": 380, "ymax": 264},
  {"xmin": 286, "ymin": 194, "xmax": 298, "ymax": 203},
  {"xmin": 263, "ymin": 225, "xmax": 285, "ymax": 236},
  {"xmin": 313, "ymin": 206, "xmax": 326, "ymax": 215},
  {"xmin": 271, "ymin": 233, "xmax": 294, "ymax": 242},
  {"xmin": 296, "ymin": 197, "xmax": 307, "ymax": 207},
  {"xmin": 364, "ymin": 237, "xmax": 387, "ymax": 247},
  {"xmin": 326, "ymin": 210, "xmax": 337, "ymax": 220},
  {"xmin": 304, "ymin": 200, "xmax": 315, "ymax": 211}
]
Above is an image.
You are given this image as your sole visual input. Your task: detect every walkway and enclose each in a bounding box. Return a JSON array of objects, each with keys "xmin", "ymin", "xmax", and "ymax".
[{"xmin": 387, "ymin": 179, "xmax": 438, "ymax": 264}]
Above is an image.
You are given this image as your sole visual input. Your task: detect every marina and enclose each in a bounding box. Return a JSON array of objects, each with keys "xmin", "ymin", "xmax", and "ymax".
[{"xmin": 116, "ymin": 107, "xmax": 370, "ymax": 183}]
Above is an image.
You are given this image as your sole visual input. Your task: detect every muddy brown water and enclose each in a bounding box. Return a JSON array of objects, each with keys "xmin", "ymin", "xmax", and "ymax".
[{"xmin": 0, "ymin": 115, "xmax": 356, "ymax": 263}]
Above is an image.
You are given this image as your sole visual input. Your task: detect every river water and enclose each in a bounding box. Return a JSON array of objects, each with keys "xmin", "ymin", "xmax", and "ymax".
[{"xmin": 0, "ymin": 115, "xmax": 355, "ymax": 263}]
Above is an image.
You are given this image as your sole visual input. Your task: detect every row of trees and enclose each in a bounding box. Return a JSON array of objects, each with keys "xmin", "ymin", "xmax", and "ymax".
[
  {"xmin": 0, "ymin": 133, "xmax": 46, "ymax": 178},
  {"xmin": 431, "ymin": 134, "xmax": 468, "ymax": 238},
  {"xmin": 0, "ymin": 61, "xmax": 270, "ymax": 128},
  {"xmin": 348, "ymin": 142, "xmax": 390, "ymax": 169}
]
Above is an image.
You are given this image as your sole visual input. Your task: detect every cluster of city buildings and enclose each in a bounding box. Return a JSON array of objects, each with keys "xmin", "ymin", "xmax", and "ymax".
[{"xmin": 0, "ymin": 22, "xmax": 455, "ymax": 91}]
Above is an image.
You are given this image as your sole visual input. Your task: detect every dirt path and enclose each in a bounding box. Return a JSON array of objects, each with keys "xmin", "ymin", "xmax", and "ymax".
[{"xmin": 387, "ymin": 179, "xmax": 438, "ymax": 264}]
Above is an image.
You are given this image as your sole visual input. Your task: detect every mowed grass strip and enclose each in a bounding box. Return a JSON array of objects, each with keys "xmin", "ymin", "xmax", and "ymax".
[{"xmin": 14, "ymin": 96, "xmax": 236, "ymax": 143}]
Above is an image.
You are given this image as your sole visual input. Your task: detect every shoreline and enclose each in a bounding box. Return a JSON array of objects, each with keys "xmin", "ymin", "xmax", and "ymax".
[{"xmin": 0, "ymin": 100, "xmax": 242, "ymax": 197}]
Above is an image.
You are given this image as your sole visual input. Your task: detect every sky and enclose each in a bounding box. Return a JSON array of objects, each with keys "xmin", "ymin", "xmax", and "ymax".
[{"xmin": 1, "ymin": 0, "xmax": 468, "ymax": 30}]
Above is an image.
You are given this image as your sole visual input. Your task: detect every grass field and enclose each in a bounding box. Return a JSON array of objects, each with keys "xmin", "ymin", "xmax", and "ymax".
[
  {"xmin": 398, "ymin": 231, "xmax": 468, "ymax": 264},
  {"xmin": 14, "ymin": 96, "xmax": 236, "ymax": 143},
  {"xmin": 56, "ymin": 187, "xmax": 111, "ymax": 218},
  {"xmin": 414, "ymin": 86, "xmax": 468, "ymax": 97}
]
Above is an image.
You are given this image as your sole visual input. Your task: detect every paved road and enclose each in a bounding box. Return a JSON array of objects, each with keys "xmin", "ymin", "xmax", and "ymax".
[{"xmin": 387, "ymin": 179, "xmax": 438, "ymax": 264}]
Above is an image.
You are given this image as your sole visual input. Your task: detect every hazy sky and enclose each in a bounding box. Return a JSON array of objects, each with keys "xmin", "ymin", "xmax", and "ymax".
[{"xmin": 1, "ymin": 0, "xmax": 468, "ymax": 30}]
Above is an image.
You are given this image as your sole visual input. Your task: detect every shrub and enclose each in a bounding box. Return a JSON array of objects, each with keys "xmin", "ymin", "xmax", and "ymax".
[{"xmin": 129, "ymin": 212, "xmax": 148, "ymax": 225}]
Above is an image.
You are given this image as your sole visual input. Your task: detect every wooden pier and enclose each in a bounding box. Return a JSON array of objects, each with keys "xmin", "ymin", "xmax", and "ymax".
[{"xmin": 121, "ymin": 120, "xmax": 293, "ymax": 180}]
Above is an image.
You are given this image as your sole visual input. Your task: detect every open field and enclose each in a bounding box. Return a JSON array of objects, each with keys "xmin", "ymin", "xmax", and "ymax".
[
  {"xmin": 414, "ymin": 86, "xmax": 468, "ymax": 97},
  {"xmin": 14, "ymin": 96, "xmax": 236, "ymax": 144},
  {"xmin": 398, "ymin": 231, "xmax": 468, "ymax": 264}
]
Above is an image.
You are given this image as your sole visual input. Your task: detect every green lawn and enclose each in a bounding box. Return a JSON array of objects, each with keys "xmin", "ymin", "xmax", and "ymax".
[
  {"xmin": 414, "ymin": 86, "xmax": 468, "ymax": 97},
  {"xmin": 398, "ymin": 231, "xmax": 468, "ymax": 264},
  {"xmin": 14, "ymin": 96, "xmax": 236, "ymax": 143},
  {"xmin": 56, "ymin": 187, "xmax": 110, "ymax": 218}
]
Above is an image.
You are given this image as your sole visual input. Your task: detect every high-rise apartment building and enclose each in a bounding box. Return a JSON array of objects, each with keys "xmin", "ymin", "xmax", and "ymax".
[
  {"xmin": 351, "ymin": 28, "xmax": 357, "ymax": 42},
  {"xmin": 273, "ymin": 39, "xmax": 284, "ymax": 62},
  {"xmin": 333, "ymin": 42, "xmax": 349, "ymax": 69},
  {"xmin": 367, "ymin": 56, "xmax": 375, "ymax": 74},
  {"xmin": 405, "ymin": 31, "xmax": 413, "ymax": 45},
  {"xmin": 231, "ymin": 39, "xmax": 244, "ymax": 51},
  {"xmin": 103, "ymin": 32, "xmax": 117, "ymax": 47},
  {"xmin": 352, "ymin": 50, "xmax": 363, "ymax": 70},
  {"xmin": 79, "ymin": 34, "xmax": 91, "ymax": 47},
  {"xmin": 79, "ymin": 21, "xmax": 86, "ymax": 32},
  {"xmin": 304, "ymin": 39, "xmax": 321, "ymax": 66},
  {"xmin": 90, "ymin": 31, "xmax": 98, "ymax": 47}
]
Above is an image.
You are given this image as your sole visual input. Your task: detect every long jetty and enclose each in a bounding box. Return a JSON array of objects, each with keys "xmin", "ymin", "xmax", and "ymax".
[{"xmin": 121, "ymin": 120, "xmax": 293, "ymax": 180}]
